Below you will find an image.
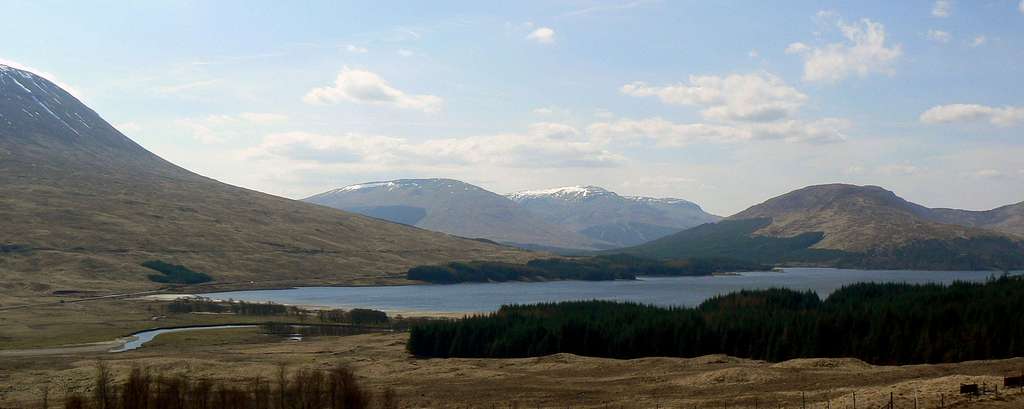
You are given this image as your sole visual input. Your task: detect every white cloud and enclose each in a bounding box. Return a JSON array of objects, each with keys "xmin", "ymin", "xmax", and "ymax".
[
  {"xmin": 303, "ymin": 67, "xmax": 443, "ymax": 113},
  {"xmin": 177, "ymin": 112, "xmax": 289, "ymax": 144},
  {"xmin": 927, "ymin": 29, "xmax": 951, "ymax": 43},
  {"xmin": 844, "ymin": 165, "xmax": 866, "ymax": 175},
  {"xmin": 587, "ymin": 118, "xmax": 748, "ymax": 146},
  {"xmin": 815, "ymin": 10, "xmax": 840, "ymax": 22},
  {"xmin": 242, "ymin": 123, "xmax": 621, "ymax": 169},
  {"xmin": 617, "ymin": 72, "xmax": 848, "ymax": 145},
  {"xmin": 932, "ymin": 0, "xmax": 952, "ymax": 17},
  {"xmin": 920, "ymin": 104, "xmax": 1024, "ymax": 127},
  {"xmin": 189, "ymin": 52, "xmax": 285, "ymax": 66},
  {"xmin": 969, "ymin": 35, "xmax": 986, "ymax": 47},
  {"xmin": 238, "ymin": 112, "xmax": 289, "ymax": 123},
  {"xmin": 587, "ymin": 117, "xmax": 848, "ymax": 146},
  {"xmin": 242, "ymin": 131, "xmax": 405, "ymax": 164},
  {"xmin": 420, "ymin": 129, "xmax": 620, "ymax": 168},
  {"xmin": 1020, "ymin": 0, "xmax": 1024, "ymax": 14},
  {"xmin": 154, "ymin": 79, "xmax": 219, "ymax": 96},
  {"xmin": 563, "ymin": 0, "xmax": 647, "ymax": 17},
  {"xmin": 972, "ymin": 169, "xmax": 1003, "ymax": 178},
  {"xmin": 345, "ymin": 44, "xmax": 368, "ymax": 53},
  {"xmin": 785, "ymin": 42, "xmax": 810, "ymax": 54},
  {"xmin": 114, "ymin": 122, "xmax": 142, "ymax": 134},
  {"xmin": 397, "ymin": 49, "xmax": 414, "ymax": 57},
  {"xmin": 526, "ymin": 27, "xmax": 556, "ymax": 44},
  {"xmin": 788, "ymin": 17, "xmax": 902, "ymax": 83},
  {"xmin": 532, "ymin": 106, "xmax": 571, "ymax": 117},
  {"xmin": 621, "ymin": 73, "xmax": 808, "ymax": 122},
  {"xmin": 748, "ymin": 50, "xmax": 759, "ymax": 58},
  {"xmin": 878, "ymin": 164, "xmax": 920, "ymax": 175},
  {"xmin": 527, "ymin": 122, "xmax": 580, "ymax": 139}
]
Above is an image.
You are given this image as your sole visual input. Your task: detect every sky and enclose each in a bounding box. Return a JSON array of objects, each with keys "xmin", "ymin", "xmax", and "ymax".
[{"xmin": 2, "ymin": 0, "xmax": 1023, "ymax": 215}]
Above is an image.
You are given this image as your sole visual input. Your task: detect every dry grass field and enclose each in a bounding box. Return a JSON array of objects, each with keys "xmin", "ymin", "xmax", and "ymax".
[
  {"xmin": 2, "ymin": 297, "xmax": 1023, "ymax": 409},
  {"xmin": 3, "ymin": 329, "xmax": 1024, "ymax": 409}
]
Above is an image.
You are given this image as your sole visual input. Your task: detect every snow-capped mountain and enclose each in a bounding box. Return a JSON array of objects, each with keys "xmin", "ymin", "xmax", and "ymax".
[
  {"xmin": 0, "ymin": 64, "xmax": 150, "ymax": 155},
  {"xmin": 507, "ymin": 186, "xmax": 721, "ymax": 247},
  {"xmin": 506, "ymin": 186, "xmax": 619, "ymax": 202},
  {"xmin": 304, "ymin": 179, "xmax": 601, "ymax": 250},
  {"xmin": 306, "ymin": 180, "xmax": 721, "ymax": 250}
]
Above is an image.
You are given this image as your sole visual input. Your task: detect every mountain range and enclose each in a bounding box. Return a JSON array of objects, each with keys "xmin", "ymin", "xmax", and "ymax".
[
  {"xmin": 506, "ymin": 186, "xmax": 721, "ymax": 247},
  {"xmin": 2, "ymin": 61, "xmax": 1021, "ymax": 295},
  {"xmin": 305, "ymin": 182, "xmax": 721, "ymax": 250},
  {"xmin": 622, "ymin": 184, "xmax": 1024, "ymax": 270},
  {"xmin": 304, "ymin": 179, "xmax": 598, "ymax": 250},
  {"xmin": 0, "ymin": 64, "xmax": 529, "ymax": 296}
]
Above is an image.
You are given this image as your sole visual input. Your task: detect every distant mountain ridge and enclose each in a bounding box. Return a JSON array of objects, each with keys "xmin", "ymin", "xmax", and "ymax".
[
  {"xmin": 924, "ymin": 202, "xmax": 1024, "ymax": 238},
  {"xmin": 305, "ymin": 182, "xmax": 721, "ymax": 250},
  {"xmin": 507, "ymin": 185, "xmax": 722, "ymax": 248},
  {"xmin": 304, "ymin": 179, "xmax": 602, "ymax": 250},
  {"xmin": 506, "ymin": 185, "xmax": 619, "ymax": 202},
  {"xmin": 622, "ymin": 184, "xmax": 1024, "ymax": 270}
]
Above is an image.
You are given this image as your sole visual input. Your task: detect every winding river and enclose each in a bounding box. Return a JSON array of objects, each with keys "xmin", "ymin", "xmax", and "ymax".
[{"xmin": 110, "ymin": 325, "xmax": 256, "ymax": 353}]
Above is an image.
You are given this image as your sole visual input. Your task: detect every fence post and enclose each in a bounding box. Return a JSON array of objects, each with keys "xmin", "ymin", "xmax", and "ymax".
[
  {"xmin": 802, "ymin": 392, "xmax": 806, "ymax": 409},
  {"xmin": 889, "ymin": 392, "xmax": 893, "ymax": 409},
  {"xmin": 852, "ymin": 391, "xmax": 856, "ymax": 409}
]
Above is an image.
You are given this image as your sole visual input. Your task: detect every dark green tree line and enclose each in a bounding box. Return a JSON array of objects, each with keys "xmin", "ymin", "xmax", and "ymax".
[
  {"xmin": 407, "ymin": 254, "xmax": 767, "ymax": 284},
  {"xmin": 409, "ymin": 275, "xmax": 1024, "ymax": 364}
]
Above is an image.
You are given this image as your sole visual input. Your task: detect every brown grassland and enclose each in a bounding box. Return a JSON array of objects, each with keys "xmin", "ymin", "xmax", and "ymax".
[{"xmin": 2, "ymin": 296, "xmax": 1024, "ymax": 409}]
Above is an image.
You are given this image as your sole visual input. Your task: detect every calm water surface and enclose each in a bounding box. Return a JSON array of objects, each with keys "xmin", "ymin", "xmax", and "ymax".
[{"xmin": 200, "ymin": 268, "xmax": 1007, "ymax": 314}]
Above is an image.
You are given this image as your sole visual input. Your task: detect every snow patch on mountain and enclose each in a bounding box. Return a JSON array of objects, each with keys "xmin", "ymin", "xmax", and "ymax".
[
  {"xmin": 625, "ymin": 196, "xmax": 698, "ymax": 207},
  {"xmin": 324, "ymin": 178, "xmax": 485, "ymax": 196},
  {"xmin": 1, "ymin": 63, "xmax": 93, "ymax": 137},
  {"xmin": 507, "ymin": 186, "xmax": 616, "ymax": 202}
]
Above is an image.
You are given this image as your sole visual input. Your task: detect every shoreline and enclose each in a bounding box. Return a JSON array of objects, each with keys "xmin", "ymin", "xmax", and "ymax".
[{"xmin": 138, "ymin": 294, "xmax": 483, "ymax": 318}]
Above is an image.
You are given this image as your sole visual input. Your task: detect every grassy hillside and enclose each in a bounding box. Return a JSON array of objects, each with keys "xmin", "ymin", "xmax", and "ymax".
[
  {"xmin": 0, "ymin": 65, "xmax": 532, "ymax": 298},
  {"xmin": 618, "ymin": 219, "xmax": 840, "ymax": 263},
  {"xmin": 618, "ymin": 185, "xmax": 1024, "ymax": 270},
  {"xmin": 926, "ymin": 202, "xmax": 1024, "ymax": 237}
]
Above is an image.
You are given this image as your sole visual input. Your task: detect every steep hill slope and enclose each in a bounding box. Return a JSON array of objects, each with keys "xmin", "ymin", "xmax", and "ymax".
[
  {"xmin": 304, "ymin": 179, "xmax": 600, "ymax": 249},
  {"xmin": 507, "ymin": 186, "xmax": 721, "ymax": 247},
  {"xmin": 622, "ymin": 184, "xmax": 1024, "ymax": 270},
  {"xmin": 0, "ymin": 64, "xmax": 530, "ymax": 296}
]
